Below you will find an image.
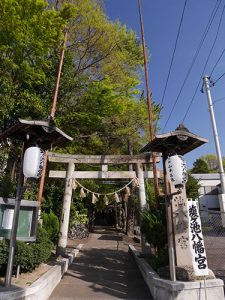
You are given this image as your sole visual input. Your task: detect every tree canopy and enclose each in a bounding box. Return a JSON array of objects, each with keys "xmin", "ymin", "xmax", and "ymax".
[
  {"xmin": 186, "ymin": 173, "xmax": 200, "ymax": 199},
  {"xmin": 191, "ymin": 154, "xmax": 225, "ymax": 174},
  {"xmin": 0, "ymin": 0, "xmax": 160, "ymax": 222},
  {"xmin": 191, "ymin": 158, "xmax": 210, "ymax": 174},
  {"xmin": 0, "ymin": 0, "xmax": 160, "ymax": 155},
  {"xmin": 0, "ymin": 0, "xmax": 70, "ymax": 128}
]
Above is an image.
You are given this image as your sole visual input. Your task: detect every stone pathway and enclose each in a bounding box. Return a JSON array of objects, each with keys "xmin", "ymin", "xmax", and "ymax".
[{"xmin": 49, "ymin": 228, "xmax": 152, "ymax": 299}]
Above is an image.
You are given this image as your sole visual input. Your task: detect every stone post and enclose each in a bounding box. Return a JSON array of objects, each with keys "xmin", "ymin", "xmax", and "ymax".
[{"xmin": 170, "ymin": 185, "xmax": 193, "ymax": 266}]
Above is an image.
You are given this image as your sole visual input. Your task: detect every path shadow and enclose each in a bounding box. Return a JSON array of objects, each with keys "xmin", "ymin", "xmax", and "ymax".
[
  {"xmin": 63, "ymin": 242, "xmax": 151, "ymax": 299},
  {"xmin": 98, "ymin": 234, "xmax": 122, "ymax": 241}
]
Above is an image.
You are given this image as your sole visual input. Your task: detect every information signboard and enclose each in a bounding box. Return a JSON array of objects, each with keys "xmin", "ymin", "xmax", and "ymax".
[{"xmin": 0, "ymin": 198, "xmax": 38, "ymax": 242}]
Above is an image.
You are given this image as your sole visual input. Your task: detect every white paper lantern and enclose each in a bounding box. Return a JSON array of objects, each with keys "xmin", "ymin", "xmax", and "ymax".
[
  {"xmin": 165, "ymin": 154, "xmax": 188, "ymax": 187},
  {"xmin": 23, "ymin": 146, "xmax": 45, "ymax": 178}
]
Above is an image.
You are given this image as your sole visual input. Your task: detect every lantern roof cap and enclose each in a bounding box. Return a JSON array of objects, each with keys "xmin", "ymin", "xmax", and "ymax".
[
  {"xmin": 0, "ymin": 119, "xmax": 73, "ymax": 150},
  {"xmin": 140, "ymin": 124, "xmax": 208, "ymax": 155}
]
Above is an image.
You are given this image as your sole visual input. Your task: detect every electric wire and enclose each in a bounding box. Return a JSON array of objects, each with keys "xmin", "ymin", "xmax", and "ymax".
[
  {"xmin": 210, "ymin": 48, "xmax": 225, "ymax": 77},
  {"xmin": 162, "ymin": 0, "xmax": 222, "ymax": 132},
  {"xmin": 213, "ymin": 95, "xmax": 225, "ymax": 104},
  {"xmin": 155, "ymin": 0, "xmax": 188, "ymax": 131},
  {"xmin": 213, "ymin": 71, "xmax": 225, "ymax": 85},
  {"xmin": 182, "ymin": 2, "xmax": 225, "ymax": 123}
]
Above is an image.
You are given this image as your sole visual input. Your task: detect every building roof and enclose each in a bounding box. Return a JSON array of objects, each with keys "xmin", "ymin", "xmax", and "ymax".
[{"xmin": 192, "ymin": 173, "xmax": 220, "ymax": 180}]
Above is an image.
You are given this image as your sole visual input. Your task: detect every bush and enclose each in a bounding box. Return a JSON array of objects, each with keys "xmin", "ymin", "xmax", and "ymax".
[
  {"xmin": 0, "ymin": 240, "xmax": 9, "ymax": 275},
  {"xmin": 146, "ymin": 252, "xmax": 169, "ymax": 270},
  {"xmin": 0, "ymin": 175, "xmax": 16, "ymax": 197},
  {"xmin": 0, "ymin": 226, "xmax": 53, "ymax": 274},
  {"xmin": 14, "ymin": 241, "xmax": 34, "ymax": 272},
  {"xmin": 15, "ymin": 226, "xmax": 53, "ymax": 273},
  {"xmin": 42, "ymin": 210, "xmax": 59, "ymax": 243},
  {"xmin": 141, "ymin": 209, "xmax": 167, "ymax": 256}
]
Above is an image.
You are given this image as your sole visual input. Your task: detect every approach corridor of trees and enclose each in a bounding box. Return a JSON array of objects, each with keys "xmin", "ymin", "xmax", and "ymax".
[{"xmin": 0, "ymin": 0, "xmax": 160, "ymax": 239}]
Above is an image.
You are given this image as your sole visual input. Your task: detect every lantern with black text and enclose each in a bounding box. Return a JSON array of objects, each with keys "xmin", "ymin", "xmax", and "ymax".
[
  {"xmin": 165, "ymin": 154, "xmax": 188, "ymax": 188},
  {"xmin": 23, "ymin": 146, "xmax": 44, "ymax": 178}
]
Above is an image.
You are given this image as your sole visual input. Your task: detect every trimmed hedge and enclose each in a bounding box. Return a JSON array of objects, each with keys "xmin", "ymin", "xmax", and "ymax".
[{"xmin": 0, "ymin": 226, "xmax": 53, "ymax": 274}]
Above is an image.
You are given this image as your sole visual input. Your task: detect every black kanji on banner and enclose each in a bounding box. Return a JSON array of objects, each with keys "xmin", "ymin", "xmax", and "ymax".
[{"xmin": 188, "ymin": 201, "xmax": 208, "ymax": 276}]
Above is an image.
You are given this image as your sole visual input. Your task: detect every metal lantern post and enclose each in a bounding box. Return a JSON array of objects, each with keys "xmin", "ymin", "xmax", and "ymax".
[{"xmin": 0, "ymin": 119, "xmax": 72, "ymax": 287}]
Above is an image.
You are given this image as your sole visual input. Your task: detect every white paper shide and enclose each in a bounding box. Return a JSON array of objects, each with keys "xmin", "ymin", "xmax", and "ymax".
[{"xmin": 187, "ymin": 200, "xmax": 209, "ymax": 276}]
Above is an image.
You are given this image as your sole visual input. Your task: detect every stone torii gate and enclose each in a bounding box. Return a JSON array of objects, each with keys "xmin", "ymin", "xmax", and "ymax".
[{"xmin": 47, "ymin": 151, "xmax": 160, "ymax": 255}]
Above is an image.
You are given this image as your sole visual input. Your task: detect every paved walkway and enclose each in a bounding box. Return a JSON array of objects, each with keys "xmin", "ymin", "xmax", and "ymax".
[{"xmin": 49, "ymin": 227, "xmax": 152, "ymax": 300}]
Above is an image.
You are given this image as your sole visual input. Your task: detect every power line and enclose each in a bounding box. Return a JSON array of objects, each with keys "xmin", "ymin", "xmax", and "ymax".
[
  {"xmin": 162, "ymin": 0, "xmax": 222, "ymax": 132},
  {"xmin": 210, "ymin": 48, "xmax": 225, "ymax": 77},
  {"xmin": 155, "ymin": 0, "xmax": 188, "ymax": 131},
  {"xmin": 182, "ymin": 2, "xmax": 225, "ymax": 123},
  {"xmin": 213, "ymin": 95, "xmax": 225, "ymax": 104},
  {"xmin": 213, "ymin": 71, "xmax": 225, "ymax": 85}
]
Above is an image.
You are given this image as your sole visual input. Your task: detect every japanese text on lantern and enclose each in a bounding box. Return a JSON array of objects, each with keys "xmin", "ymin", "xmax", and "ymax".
[{"xmin": 187, "ymin": 200, "xmax": 209, "ymax": 276}]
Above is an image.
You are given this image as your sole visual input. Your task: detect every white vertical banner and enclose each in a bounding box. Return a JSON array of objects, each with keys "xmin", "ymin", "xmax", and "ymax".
[{"xmin": 187, "ymin": 200, "xmax": 209, "ymax": 276}]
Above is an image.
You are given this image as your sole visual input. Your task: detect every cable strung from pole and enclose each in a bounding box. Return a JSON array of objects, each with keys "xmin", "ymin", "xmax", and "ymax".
[
  {"xmin": 213, "ymin": 71, "xmax": 225, "ymax": 85},
  {"xmin": 213, "ymin": 95, "xmax": 225, "ymax": 104},
  {"xmin": 162, "ymin": 0, "xmax": 222, "ymax": 132},
  {"xmin": 155, "ymin": 0, "xmax": 188, "ymax": 131},
  {"xmin": 210, "ymin": 48, "xmax": 225, "ymax": 77},
  {"xmin": 182, "ymin": 2, "xmax": 225, "ymax": 123}
]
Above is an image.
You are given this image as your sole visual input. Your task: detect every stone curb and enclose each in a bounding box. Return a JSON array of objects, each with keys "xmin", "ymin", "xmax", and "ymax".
[
  {"xmin": 0, "ymin": 244, "xmax": 83, "ymax": 300},
  {"xmin": 129, "ymin": 244, "xmax": 224, "ymax": 300},
  {"xmin": 129, "ymin": 244, "xmax": 159, "ymax": 297}
]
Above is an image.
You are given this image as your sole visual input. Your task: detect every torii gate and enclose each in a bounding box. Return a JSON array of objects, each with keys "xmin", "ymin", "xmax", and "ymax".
[{"xmin": 48, "ymin": 151, "xmax": 160, "ymax": 255}]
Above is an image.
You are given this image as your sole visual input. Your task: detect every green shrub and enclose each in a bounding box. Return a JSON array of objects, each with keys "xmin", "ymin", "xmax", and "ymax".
[
  {"xmin": 15, "ymin": 226, "xmax": 53, "ymax": 273},
  {"xmin": 0, "ymin": 240, "xmax": 9, "ymax": 275},
  {"xmin": 141, "ymin": 209, "xmax": 167, "ymax": 255},
  {"xmin": 0, "ymin": 240, "xmax": 8, "ymax": 265},
  {"xmin": 0, "ymin": 175, "xmax": 16, "ymax": 197},
  {"xmin": 42, "ymin": 210, "xmax": 59, "ymax": 243},
  {"xmin": 146, "ymin": 252, "xmax": 169, "ymax": 270},
  {"xmin": 14, "ymin": 241, "xmax": 34, "ymax": 272},
  {"xmin": 0, "ymin": 226, "xmax": 53, "ymax": 274}
]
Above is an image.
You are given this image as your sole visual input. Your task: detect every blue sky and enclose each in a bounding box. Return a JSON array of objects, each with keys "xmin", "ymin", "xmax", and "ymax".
[{"xmin": 104, "ymin": 0, "xmax": 225, "ymax": 168}]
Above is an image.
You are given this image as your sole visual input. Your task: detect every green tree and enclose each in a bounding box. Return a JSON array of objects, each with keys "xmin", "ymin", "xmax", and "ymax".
[
  {"xmin": 0, "ymin": 0, "xmax": 71, "ymax": 129},
  {"xmin": 191, "ymin": 158, "xmax": 210, "ymax": 174},
  {"xmin": 186, "ymin": 173, "xmax": 200, "ymax": 199},
  {"xmin": 0, "ymin": 0, "xmax": 160, "ymax": 235},
  {"xmin": 200, "ymin": 154, "xmax": 218, "ymax": 172}
]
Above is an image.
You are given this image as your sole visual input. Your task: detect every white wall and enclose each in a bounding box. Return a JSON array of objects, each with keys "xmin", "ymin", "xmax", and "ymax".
[{"xmin": 192, "ymin": 174, "xmax": 220, "ymax": 210}]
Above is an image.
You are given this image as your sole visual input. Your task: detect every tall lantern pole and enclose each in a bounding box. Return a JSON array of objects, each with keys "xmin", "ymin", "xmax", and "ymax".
[
  {"xmin": 38, "ymin": 30, "xmax": 68, "ymax": 207},
  {"xmin": 137, "ymin": 0, "xmax": 159, "ymax": 199}
]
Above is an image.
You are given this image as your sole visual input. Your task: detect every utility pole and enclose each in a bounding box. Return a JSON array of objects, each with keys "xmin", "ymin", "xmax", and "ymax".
[
  {"xmin": 137, "ymin": 0, "xmax": 159, "ymax": 200},
  {"xmin": 203, "ymin": 76, "xmax": 225, "ymax": 225},
  {"xmin": 38, "ymin": 30, "xmax": 68, "ymax": 207}
]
